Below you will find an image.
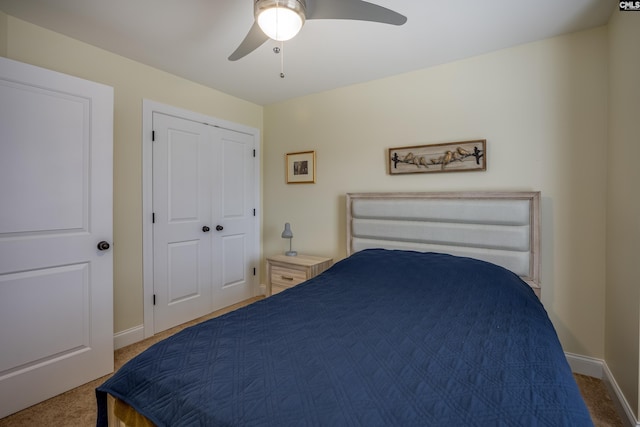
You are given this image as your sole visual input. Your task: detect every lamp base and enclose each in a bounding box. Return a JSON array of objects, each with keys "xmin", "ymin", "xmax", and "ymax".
[{"xmin": 285, "ymin": 251, "xmax": 298, "ymax": 256}]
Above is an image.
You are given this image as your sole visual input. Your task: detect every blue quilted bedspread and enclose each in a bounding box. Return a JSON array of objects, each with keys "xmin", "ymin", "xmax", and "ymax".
[{"xmin": 97, "ymin": 249, "xmax": 592, "ymax": 426}]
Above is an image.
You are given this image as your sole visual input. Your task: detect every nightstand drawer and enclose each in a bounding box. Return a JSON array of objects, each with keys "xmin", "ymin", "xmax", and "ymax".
[
  {"xmin": 271, "ymin": 266, "xmax": 307, "ymax": 287},
  {"xmin": 266, "ymin": 254, "xmax": 333, "ymax": 296}
]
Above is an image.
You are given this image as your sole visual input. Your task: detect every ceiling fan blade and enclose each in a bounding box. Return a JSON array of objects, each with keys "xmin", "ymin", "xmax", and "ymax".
[
  {"xmin": 307, "ymin": 0, "xmax": 407, "ymax": 25},
  {"xmin": 228, "ymin": 22, "xmax": 269, "ymax": 61}
]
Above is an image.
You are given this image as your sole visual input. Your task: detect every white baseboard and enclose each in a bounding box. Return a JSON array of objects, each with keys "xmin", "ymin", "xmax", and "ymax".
[
  {"xmin": 566, "ymin": 352, "xmax": 638, "ymax": 427},
  {"xmin": 602, "ymin": 362, "xmax": 639, "ymax": 427},
  {"xmin": 113, "ymin": 325, "xmax": 144, "ymax": 350},
  {"xmin": 565, "ymin": 352, "xmax": 604, "ymax": 378}
]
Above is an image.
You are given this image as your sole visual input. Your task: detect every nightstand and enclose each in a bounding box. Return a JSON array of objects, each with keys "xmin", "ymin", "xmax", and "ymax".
[{"xmin": 266, "ymin": 254, "xmax": 333, "ymax": 296}]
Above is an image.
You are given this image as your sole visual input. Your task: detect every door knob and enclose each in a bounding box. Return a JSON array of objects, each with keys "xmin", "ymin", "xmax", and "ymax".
[
  {"xmin": 202, "ymin": 226, "xmax": 210, "ymax": 232},
  {"xmin": 216, "ymin": 225, "xmax": 224, "ymax": 231},
  {"xmin": 97, "ymin": 241, "xmax": 110, "ymax": 251}
]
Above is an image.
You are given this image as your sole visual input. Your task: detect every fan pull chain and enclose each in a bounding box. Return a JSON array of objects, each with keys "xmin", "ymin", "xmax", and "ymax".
[
  {"xmin": 273, "ymin": 43, "xmax": 285, "ymax": 78},
  {"xmin": 280, "ymin": 41, "xmax": 285, "ymax": 78}
]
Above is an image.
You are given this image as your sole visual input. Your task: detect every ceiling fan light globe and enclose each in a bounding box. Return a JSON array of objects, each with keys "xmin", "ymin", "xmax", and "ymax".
[{"xmin": 255, "ymin": 0, "xmax": 306, "ymax": 41}]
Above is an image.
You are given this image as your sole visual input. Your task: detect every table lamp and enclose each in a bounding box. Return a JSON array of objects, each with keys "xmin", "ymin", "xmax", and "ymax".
[{"xmin": 281, "ymin": 222, "xmax": 297, "ymax": 256}]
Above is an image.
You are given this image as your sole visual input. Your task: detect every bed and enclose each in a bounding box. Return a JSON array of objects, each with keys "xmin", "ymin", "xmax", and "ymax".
[{"xmin": 96, "ymin": 191, "xmax": 593, "ymax": 426}]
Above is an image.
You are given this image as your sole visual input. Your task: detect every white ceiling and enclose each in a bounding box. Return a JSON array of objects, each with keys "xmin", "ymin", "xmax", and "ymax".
[{"xmin": 0, "ymin": 0, "xmax": 613, "ymax": 105}]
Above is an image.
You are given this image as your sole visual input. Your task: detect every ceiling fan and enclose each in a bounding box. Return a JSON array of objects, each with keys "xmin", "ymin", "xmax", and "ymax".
[{"xmin": 228, "ymin": 0, "xmax": 407, "ymax": 61}]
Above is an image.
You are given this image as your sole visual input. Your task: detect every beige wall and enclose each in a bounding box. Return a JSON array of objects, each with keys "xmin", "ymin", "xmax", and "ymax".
[
  {"xmin": 606, "ymin": 9, "xmax": 640, "ymax": 418},
  {"xmin": 264, "ymin": 27, "xmax": 609, "ymax": 358},
  {"xmin": 2, "ymin": 16, "xmax": 264, "ymax": 333},
  {"xmin": 0, "ymin": 10, "xmax": 7, "ymax": 56}
]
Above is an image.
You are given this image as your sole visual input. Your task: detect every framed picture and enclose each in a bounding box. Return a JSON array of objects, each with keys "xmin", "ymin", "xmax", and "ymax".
[
  {"xmin": 286, "ymin": 150, "xmax": 316, "ymax": 184},
  {"xmin": 388, "ymin": 139, "xmax": 486, "ymax": 175}
]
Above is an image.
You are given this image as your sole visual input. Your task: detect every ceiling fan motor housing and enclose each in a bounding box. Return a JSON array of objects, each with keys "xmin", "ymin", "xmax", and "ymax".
[
  {"xmin": 254, "ymin": 0, "xmax": 307, "ymax": 20},
  {"xmin": 254, "ymin": 0, "xmax": 307, "ymax": 16}
]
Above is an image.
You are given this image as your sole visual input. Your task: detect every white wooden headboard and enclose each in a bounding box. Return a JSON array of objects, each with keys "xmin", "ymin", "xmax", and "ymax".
[{"xmin": 346, "ymin": 192, "xmax": 541, "ymax": 295}]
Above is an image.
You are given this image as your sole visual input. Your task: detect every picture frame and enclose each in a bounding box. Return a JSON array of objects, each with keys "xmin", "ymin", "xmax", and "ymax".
[
  {"xmin": 286, "ymin": 150, "xmax": 316, "ymax": 184},
  {"xmin": 388, "ymin": 139, "xmax": 486, "ymax": 175}
]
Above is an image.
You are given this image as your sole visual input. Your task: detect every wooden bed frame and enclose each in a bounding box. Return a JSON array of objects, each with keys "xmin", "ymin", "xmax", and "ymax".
[{"xmin": 346, "ymin": 191, "xmax": 541, "ymax": 296}]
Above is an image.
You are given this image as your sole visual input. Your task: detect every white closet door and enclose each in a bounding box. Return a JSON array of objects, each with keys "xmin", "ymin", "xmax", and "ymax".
[
  {"xmin": 211, "ymin": 127, "xmax": 256, "ymax": 309},
  {"xmin": 152, "ymin": 113, "xmax": 257, "ymax": 333},
  {"xmin": 0, "ymin": 57, "xmax": 113, "ymax": 418},
  {"xmin": 152, "ymin": 113, "xmax": 213, "ymax": 333}
]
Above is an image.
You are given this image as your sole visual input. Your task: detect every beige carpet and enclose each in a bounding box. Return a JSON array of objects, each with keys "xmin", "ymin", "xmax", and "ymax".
[
  {"xmin": 0, "ymin": 297, "xmax": 626, "ymax": 427},
  {"xmin": 574, "ymin": 373, "xmax": 625, "ymax": 427}
]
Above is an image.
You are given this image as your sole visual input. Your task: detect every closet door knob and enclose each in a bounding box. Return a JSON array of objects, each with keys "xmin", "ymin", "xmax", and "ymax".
[
  {"xmin": 97, "ymin": 241, "xmax": 110, "ymax": 251},
  {"xmin": 202, "ymin": 226, "xmax": 210, "ymax": 232},
  {"xmin": 216, "ymin": 225, "xmax": 224, "ymax": 231}
]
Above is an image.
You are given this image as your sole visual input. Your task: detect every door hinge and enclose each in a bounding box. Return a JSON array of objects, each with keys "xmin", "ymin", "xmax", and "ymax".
[
  {"xmin": 253, "ymin": 267, "xmax": 256, "ymax": 276},
  {"xmin": 253, "ymin": 208, "xmax": 256, "ymax": 217},
  {"xmin": 152, "ymin": 130, "xmax": 155, "ymax": 141},
  {"xmin": 152, "ymin": 212, "xmax": 155, "ymax": 223},
  {"xmin": 153, "ymin": 294, "xmax": 156, "ymax": 305},
  {"xmin": 253, "ymin": 149, "xmax": 256, "ymax": 158}
]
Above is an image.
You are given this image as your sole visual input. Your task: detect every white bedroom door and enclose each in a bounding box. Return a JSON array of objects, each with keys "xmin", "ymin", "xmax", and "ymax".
[
  {"xmin": 0, "ymin": 57, "xmax": 113, "ymax": 418},
  {"xmin": 152, "ymin": 114, "xmax": 256, "ymax": 333}
]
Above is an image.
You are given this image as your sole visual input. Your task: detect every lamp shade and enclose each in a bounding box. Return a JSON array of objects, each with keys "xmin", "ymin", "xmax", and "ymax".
[
  {"xmin": 255, "ymin": 0, "xmax": 306, "ymax": 41},
  {"xmin": 281, "ymin": 222, "xmax": 293, "ymax": 238}
]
